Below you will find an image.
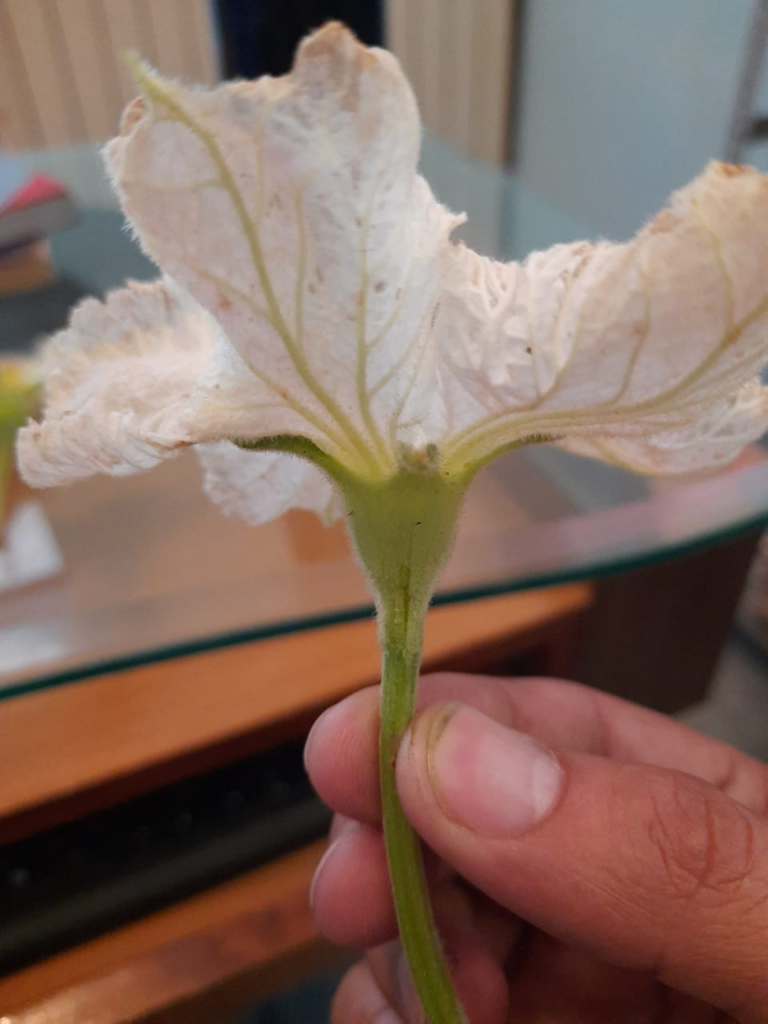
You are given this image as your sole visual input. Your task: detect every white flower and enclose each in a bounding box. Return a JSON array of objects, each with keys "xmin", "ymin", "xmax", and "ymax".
[{"xmin": 17, "ymin": 23, "xmax": 768, "ymax": 524}]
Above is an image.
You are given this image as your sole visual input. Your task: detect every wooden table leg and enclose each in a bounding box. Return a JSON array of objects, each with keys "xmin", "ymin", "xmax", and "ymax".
[{"xmin": 577, "ymin": 528, "xmax": 763, "ymax": 713}]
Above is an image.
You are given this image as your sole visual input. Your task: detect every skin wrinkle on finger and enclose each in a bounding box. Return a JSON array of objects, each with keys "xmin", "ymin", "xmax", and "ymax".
[
  {"xmin": 394, "ymin": 729, "xmax": 768, "ymax": 1016},
  {"xmin": 651, "ymin": 781, "xmax": 757, "ymax": 900},
  {"xmin": 318, "ymin": 822, "xmax": 744, "ymax": 1021}
]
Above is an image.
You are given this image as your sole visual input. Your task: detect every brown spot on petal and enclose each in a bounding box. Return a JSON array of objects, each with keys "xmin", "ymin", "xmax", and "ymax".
[
  {"xmin": 649, "ymin": 209, "xmax": 679, "ymax": 234},
  {"xmin": 217, "ymin": 293, "xmax": 233, "ymax": 313},
  {"xmin": 717, "ymin": 162, "xmax": 749, "ymax": 178},
  {"xmin": 120, "ymin": 97, "xmax": 147, "ymax": 134}
]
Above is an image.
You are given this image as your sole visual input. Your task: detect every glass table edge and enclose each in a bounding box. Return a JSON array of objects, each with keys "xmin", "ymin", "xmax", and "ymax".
[{"xmin": 3, "ymin": 508, "xmax": 767, "ymax": 704}]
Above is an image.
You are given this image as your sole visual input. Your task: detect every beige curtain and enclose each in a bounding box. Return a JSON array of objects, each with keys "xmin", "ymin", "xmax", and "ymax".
[
  {"xmin": 0, "ymin": 0, "xmax": 219, "ymax": 150},
  {"xmin": 385, "ymin": 0, "xmax": 516, "ymax": 164}
]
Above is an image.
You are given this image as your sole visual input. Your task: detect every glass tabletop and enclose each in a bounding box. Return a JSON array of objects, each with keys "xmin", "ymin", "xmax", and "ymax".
[{"xmin": 2, "ymin": 139, "xmax": 767, "ymax": 699}]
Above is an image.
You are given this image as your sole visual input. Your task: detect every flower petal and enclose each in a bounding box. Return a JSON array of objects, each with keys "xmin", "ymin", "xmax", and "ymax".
[
  {"xmin": 559, "ymin": 382, "xmax": 768, "ymax": 474},
  {"xmin": 105, "ymin": 23, "xmax": 459, "ymax": 477},
  {"xmin": 18, "ymin": 275, "xmax": 345, "ymax": 525},
  {"xmin": 16, "ymin": 275, "xmax": 356, "ymax": 492},
  {"xmin": 438, "ymin": 162, "xmax": 768, "ymax": 472},
  {"xmin": 17, "ymin": 278, "xmax": 216, "ymax": 487},
  {"xmin": 196, "ymin": 442, "xmax": 341, "ymax": 526}
]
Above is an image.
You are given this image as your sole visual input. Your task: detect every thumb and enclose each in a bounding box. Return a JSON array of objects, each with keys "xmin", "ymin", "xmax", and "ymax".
[{"xmin": 396, "ymin": 702, "xmax": 768, "ymax": 1022}]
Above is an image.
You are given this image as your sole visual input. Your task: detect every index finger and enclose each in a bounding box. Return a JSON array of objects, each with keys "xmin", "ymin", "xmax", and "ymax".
[{"xmin": 305, "ymin": 673, "xmax": 768, "ymax": 825}]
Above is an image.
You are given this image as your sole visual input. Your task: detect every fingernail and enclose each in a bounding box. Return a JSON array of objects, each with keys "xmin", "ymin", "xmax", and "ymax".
[
  {"xmin": 309, "ymin": 837, "xmax": 340, "ymax": 909},
  {"xmin": 415, "ymin": 704, "xmax": 563, "ymax": 837}
]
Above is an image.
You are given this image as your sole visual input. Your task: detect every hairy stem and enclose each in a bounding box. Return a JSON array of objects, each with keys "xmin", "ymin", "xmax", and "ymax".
[
  {"xmin": 233, "ymin": 437, "xmax": 473, "ymax": 1020},
  {"xmin": 341, "ymin": 468, "xmax": 469, "ymax": 1024},
  {"xmin": 379, "ymin": 588, "xmax": 467, "ymax": 1024}
]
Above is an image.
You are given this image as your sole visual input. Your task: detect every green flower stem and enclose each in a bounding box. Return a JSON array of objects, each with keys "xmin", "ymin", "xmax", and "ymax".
[
  {"xmin": 341, "ymin": 468, "xmax": 470, "ymax": 1024},
  {"xmin": 378, "ymin": 591, "xmax": 466, "ymax": 1024},
  {"xmin": 236, "ymin": 438, "xmax": 473, "ymax": 1020}
]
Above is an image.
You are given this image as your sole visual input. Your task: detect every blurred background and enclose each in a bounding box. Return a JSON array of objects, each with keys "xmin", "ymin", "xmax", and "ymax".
[
  {"xmin": 2, "ymin": 1, "xmax": 764, "ymax": 235},
  {"xmin": 2, "ymin": 3, "xmax": 768, "ymax": 1022}
]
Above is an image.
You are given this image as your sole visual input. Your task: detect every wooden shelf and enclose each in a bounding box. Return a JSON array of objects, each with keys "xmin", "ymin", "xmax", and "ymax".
[{"xmin": 0, "ymin": 840, "xmax": 345, "ymax": 1022}]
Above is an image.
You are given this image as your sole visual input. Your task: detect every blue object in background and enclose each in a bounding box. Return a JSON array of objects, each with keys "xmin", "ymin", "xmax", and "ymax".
[
  {"xmin": 515, "ymin": 0, "xmax": 753, "ymax": 239},
  {"xmin": 0, "ymin": 154, "xmax": 27, "ymax": 209}
]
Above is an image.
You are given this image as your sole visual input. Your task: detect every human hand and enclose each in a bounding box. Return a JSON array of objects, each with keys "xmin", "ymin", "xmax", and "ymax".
[{"xmin": 304, "ymin": 674, "xmax": 768, "ymax": 1023}]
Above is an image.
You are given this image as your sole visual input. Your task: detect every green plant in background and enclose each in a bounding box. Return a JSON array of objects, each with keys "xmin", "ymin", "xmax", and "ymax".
[
  {"xmin": 16, "ymin": 24, "xmax": 768, "ymax": 1023},
  {"xmin": 0, "ymin": 361, "xmax": 38, "ymax": 534}
]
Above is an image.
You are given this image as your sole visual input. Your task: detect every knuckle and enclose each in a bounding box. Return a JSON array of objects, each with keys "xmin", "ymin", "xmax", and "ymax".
[{"xmin": 645, "ymin": 774, "xmax": 759, "ymax": 904}]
